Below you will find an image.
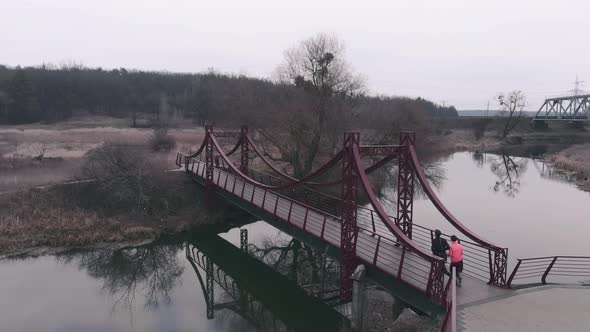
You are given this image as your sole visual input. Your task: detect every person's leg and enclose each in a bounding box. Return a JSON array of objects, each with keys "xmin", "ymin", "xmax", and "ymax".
[
  {"xmin": 457, "ymin": 261, "xmax": 463, "ymax": 287},
  {"xmin": 442, "ymin": 257, "xmax": 451, "ymax": 276},
  {"xmin": 443, "ymin": 265, "xmax": 451, "ymax": 276},
  {"xmin": 450, "ymin": 262, "xmax": 459, "ymax": 287}
]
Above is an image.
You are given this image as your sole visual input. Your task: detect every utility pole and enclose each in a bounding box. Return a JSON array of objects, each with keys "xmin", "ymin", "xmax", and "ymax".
[
  {"xmin": 573, "ymin": 75, "xmax": 585, "ymax": 96},
  {"xmin": 571, "ymin": 75, "xmax": 585, "ymax": 111},
  {"xmin": 486, "ymin": 101, "xmax": 490, "ymax": 118}
]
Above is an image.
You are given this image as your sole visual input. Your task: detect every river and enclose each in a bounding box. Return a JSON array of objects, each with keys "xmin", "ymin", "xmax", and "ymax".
[{"xmin": 0, "ymin": 151, "xmax": 588, "ymax": 331}]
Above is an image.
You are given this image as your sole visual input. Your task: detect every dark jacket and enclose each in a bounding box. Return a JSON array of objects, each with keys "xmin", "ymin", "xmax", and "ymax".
[{"xmin": 431, "ymin": 237, "xmax": 450, "ymax": 259}]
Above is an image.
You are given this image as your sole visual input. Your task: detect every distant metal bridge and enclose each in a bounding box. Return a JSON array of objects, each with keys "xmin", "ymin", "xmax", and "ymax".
[{"xmin": 533, "ymin": 94, "xmax": 590, "ymax": 122}]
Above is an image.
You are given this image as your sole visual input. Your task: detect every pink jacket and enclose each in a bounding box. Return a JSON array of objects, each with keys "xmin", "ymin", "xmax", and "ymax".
[{"xmin": 448, "ymin": 241, "xmax": 464, "ymax": 263}]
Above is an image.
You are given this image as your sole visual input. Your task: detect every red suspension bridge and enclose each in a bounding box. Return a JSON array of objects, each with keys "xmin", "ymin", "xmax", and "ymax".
[{"xmin": 176, "ymin": 126, "xmax": 589, "ymax": 331}]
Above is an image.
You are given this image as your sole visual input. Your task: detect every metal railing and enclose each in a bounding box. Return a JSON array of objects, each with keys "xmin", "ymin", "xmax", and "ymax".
[
  {"xmin": 507, "ymin": 256, "xmax": 590, "ymax": 288},
  {"xmin": 245, "ymin": 167, "xmax": 501, "ymax": 286},
  {"xmin": 440, "ymin": 267, "xmax": 457, "ymax": 332},
  {"xmin": 244, "ymin": 165, "xmax": 505, "ymax": 286},
  {"xmin": 412, "ymin": 224, "xmax": 498, "ymax": 284}
]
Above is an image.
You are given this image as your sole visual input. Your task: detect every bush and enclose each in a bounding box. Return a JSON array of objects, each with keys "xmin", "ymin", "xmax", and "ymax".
[
  {"xmin": 149, "ymin": 127, "xmax": 176, "ymax": 152},
  {"xmin": 79, "ymin": 143, "xmax": 173, "ymax": 216}
]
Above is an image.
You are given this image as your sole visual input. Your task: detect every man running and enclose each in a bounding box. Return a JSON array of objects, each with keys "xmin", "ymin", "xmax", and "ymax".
[
  {"xmin": 448, "ymin": 235, "xmax": 464, "ymax": 287},
  {"xmin": 431, "ymin": 229, "xmax": 450, "ymax": 276}
]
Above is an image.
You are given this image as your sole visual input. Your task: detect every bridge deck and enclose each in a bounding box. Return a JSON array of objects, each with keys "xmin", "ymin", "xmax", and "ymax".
[{"xmin": 458, "ymin": 285, "xmax": 590, "ymax": 331}]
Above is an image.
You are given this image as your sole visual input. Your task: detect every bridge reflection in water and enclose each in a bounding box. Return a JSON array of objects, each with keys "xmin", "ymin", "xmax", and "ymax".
[{"xmin": 185, "ymin": 228, "xmax": 348, "ymax": 331}]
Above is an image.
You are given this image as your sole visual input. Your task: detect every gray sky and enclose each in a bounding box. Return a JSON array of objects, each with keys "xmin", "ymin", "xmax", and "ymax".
[{"xmin": 1, "ymin": 0, "xmax": 589, "ymax": 110}]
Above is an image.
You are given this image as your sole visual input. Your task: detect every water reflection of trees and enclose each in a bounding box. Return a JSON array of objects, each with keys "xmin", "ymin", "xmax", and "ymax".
[
  {"xmin": 488, "ymin": 154, "xmax": 528, "ymax": 197},
  {"xmin": 377, "ymin": 157, "xmax": 447, "ymax": 212},
  {"xmin": 249, "ymin": 238, "xmax": 340, "ymax": 302},
  {"xmin": 58, "ymin": 245, "xmax": 183, "ymax": 313},
  {"xmin": 472, "ymin": 151, "xmax": 486, "ymax": 168}
]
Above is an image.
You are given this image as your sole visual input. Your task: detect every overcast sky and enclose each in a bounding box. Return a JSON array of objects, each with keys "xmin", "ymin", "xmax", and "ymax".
[{"xmin": 1, "ymin": 0, "xmax": 588, "ymax": 110}]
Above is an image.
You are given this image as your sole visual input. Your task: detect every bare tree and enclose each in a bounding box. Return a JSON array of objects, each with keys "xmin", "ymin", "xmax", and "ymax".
[
  {"xmin": 497, "ymin": 91, "xmax": 526, "ymax": 141},
  {"xmin": 58, "ymin": 245, "xmax": 184, "ymax": 314},
  {"xmin": 260, "ymin": 33, "xmax": 366, "ymax": 177}
]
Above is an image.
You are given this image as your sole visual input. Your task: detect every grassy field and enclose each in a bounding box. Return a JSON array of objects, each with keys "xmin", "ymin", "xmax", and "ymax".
[{"xmin": 0, "ymin": 116, "xmax": 205, "ymax": 193}]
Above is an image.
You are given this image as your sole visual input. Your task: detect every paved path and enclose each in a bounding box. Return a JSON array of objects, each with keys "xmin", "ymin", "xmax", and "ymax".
[{"xmin": 458, "ymin": 284, "xmax": 590, "ymax": 331}]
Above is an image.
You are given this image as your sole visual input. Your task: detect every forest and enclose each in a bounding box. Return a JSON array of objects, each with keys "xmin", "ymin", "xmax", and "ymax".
[{"xmin": 0, "ymin": 64, "xmax": 457, "ymax": 126}]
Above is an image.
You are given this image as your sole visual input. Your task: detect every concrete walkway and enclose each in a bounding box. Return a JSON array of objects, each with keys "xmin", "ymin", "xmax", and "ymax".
[{"xmin": 458, "ymin": 284, "xmax": 590, "ymax": 331}]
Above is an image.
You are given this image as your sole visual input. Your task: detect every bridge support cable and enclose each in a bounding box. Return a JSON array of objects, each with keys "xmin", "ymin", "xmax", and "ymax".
[
  {"xmin": 247, "ymin": 133, "xmax": 404, "ymax": 188},
  {"xmin": 350, "ymin": 135, "xmax": 445, "ymax": 303},
  {"xmin": 246, "ymin": 133, "xmax": 350, "ymax": 187},
  {"xmin": 206, "ymin": 131, "xmax": 348, "ymax": 191},
  {"xmin": 408, "ymin": 144, "xmax": 508, "ymax": 287},
  {"xmin": 397, "ymin": 132, "xmax": 416, "ymax": 238},
  {"xmin": 340, "ymin": 132, "xmax": 360, "ymax": 300},
  {"xmin": 179, "ymin": 126, "xmax": 401, "ymax": 189},
  {"xmin": 245, "ymin": 133, "xmax": 298, "ymax": 183}
]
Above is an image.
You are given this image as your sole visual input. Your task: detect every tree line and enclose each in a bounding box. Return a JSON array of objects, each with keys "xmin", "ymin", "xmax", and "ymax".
[{"xmin": 0, "ymin": 64, "xmax": 457, "ymax": 126}]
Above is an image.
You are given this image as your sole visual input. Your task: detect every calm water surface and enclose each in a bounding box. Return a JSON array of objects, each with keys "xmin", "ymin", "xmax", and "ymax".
[
  {"xmin": 408, "ymin": 152, "xmax": 590, "ymax": 263},
  {"xmin": 1, "ymin": 151, "xmax": 589, "ymax": 331}
]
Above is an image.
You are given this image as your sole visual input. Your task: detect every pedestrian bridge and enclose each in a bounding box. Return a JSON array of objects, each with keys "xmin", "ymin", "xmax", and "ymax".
[{"xmin": 176, "ymin": 126, "xmax": 589, "ymax": 331}]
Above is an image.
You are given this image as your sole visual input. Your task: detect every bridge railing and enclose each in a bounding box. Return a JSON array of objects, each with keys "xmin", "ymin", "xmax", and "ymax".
[
  {"xmin": 412, "ymin": 224, "xmax": 497, "ymax": 284},
  {"xmin": 243, "ymin": 167, "xmax": 498, "ymax": 285},
  {"xmin": 243, "ymin": 165, "xmax": 501, "ymax": 286},
  {"xmin": 440, "ymin": 267, "xmax": 457, "ymax": 332},
  {"xmin": 182, "ymin": 155, "xmax": 441, "ymax": 299},
  {"xmin": 507, "ymin": 256, "xmax": 590, "ymax": 288}
]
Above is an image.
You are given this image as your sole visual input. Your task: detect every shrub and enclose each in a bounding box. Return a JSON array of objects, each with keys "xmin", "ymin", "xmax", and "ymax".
[
  {"xmin": 79, "ymin": 143, "xmax": 171, "ymax": 216},
  {"xmin": 149, "ymin": 127, "xmax": 176, "ymax": 152}
]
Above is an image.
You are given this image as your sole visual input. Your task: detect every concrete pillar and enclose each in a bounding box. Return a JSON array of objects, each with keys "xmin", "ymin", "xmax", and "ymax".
[{"xmin": 351, "ymin": 265, "xmax": 368, "ymax": 331}]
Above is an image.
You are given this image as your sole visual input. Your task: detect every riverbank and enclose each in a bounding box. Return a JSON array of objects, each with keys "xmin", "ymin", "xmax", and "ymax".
[
  {"xmin": 550, "ymin": 143, "xmax": 590, "ymax": 191},
  {"xmin": 434, "ymin": 127, "xmax": 590, "ymax": 191},
  {"xmin": 0, "ymin": 172, "xmax": 226, "ymax": 257}
]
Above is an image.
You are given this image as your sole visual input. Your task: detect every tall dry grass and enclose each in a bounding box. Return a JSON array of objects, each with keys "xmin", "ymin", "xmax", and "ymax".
[
  {"xmin": 0, "ymin": 188, "xmax": 159, "ymax": 254},
  {"xmin": 551, "ymin": 143, "xmax": 590, "ymax": 180}
]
